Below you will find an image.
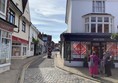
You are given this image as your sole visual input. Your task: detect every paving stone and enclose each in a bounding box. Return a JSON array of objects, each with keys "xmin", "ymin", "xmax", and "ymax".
[{"xmin": 24, "ymin": 56, "xmax": 96, "ymax": 83}]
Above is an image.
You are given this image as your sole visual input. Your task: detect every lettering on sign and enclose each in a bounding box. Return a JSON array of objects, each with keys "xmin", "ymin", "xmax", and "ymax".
[{"xmin": 93, "ymin": 38, "xmax": 105, "ymax": 41}]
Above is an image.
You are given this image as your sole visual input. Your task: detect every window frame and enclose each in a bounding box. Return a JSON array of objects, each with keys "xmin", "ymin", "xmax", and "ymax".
[
  {"xmin": 8, "ymin": 9, "xmax": 15, "ymax": 24},
  {"xmin": 0, "ymin": 0, "xmax": 6, "ymax": 15},
  {"xmin": 22, "ymin": 21, "xmax": 26, "ymax": 32},
  {"xmin": 93, "ymin": 0, "xmax": 105, "ymax": 13},
  {"xmin": 85, "ymin": 16, "xmax": 113, "ymax": 33}
]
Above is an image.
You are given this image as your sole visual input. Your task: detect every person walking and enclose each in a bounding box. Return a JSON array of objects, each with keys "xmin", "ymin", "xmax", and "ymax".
[{"xmin": 89, "ymin": 52, "xmax": 100, "ymax": 77}]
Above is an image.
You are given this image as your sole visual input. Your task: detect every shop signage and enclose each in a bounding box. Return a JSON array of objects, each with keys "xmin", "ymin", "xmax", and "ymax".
[
  {"xmin": 72, "ymin": 42, "xmax": 86, "ymax": 55},
  {"xmin": 93, "ymin": 38, "xmax": 105, "ymax": 41}
]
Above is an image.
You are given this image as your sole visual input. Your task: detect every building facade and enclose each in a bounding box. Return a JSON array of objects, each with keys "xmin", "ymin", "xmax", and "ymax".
[
  {"xmin": 9, "ymin": 0, "xmax": 31, "ymax": 59},
  {"xmin": 29, "ymin": 24, "xmax": 44, "ymax": 56},
  {"xmin": 0, "ymin": 0, "xmax": 16, "ymax": 73},
  {"xmin": 61, "ymin": 0, "xmax": 118, "ymax": 68}
]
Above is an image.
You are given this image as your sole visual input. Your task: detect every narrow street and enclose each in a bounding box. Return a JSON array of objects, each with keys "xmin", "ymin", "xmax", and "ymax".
[{"xmin": 24, "ymin": 54, "xmax": 95, "ymax": 83}]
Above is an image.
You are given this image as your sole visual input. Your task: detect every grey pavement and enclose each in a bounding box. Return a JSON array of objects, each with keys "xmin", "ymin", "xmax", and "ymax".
[
  {"xmin": 0, "ymin": 55, "xmax": 44, "ymax": 83},
  {"xmin": 55, "ymin": 52, "xmax": 118, "ymax": 83},
  {"xmin": 24, "ymin": 54, "xmax": 99, "ymax": 83}
]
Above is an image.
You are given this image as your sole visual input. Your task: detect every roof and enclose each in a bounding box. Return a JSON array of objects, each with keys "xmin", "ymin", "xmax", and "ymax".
[{"xmin": 22, "ymin": 0, "xmax": 28, "ymax": 12}]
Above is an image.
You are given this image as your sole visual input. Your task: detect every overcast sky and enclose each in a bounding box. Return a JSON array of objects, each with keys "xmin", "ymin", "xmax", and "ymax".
[{"xmin": 29, "ymin": 0, "xmax": 67, "ymax": 43}]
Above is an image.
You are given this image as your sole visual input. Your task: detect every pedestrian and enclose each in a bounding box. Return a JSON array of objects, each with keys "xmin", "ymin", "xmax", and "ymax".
[
  {"xmin": 99, "ymin": 52, "xmax": 106, "ymax": 74},
  {"xmin": 89, "ymin": 51, "xmax": 100, "ymax": 77},
  {"xmin": 104, "ymin": 55, "xmax": 112, "ymax": 77}
]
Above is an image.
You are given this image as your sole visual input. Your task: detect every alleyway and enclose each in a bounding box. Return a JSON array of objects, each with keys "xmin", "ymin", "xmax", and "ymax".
[{"xmin": 24, "ymin": 54, "xmax": 96, "ymax": 83}]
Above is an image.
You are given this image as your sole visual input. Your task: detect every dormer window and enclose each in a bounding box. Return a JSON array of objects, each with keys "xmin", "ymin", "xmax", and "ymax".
[{"xmin": 93, "ymin": 0, "xmax": 105, "ymax": 13}]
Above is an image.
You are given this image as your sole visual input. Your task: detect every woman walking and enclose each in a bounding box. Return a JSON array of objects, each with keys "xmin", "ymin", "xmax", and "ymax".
[{"xmin": 89, "ymin": 52, "xmax": 100, "ymax": 77}]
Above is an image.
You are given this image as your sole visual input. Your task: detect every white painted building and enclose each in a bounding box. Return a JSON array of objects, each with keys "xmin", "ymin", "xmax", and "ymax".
[
  {"xmin": 9, "ymin": 0, "xmax": 31, "ymax": 59},
  {"xmin": 29, "ymin": 24, "xmax": 39, "ymax": 56},
  {"xmin": 0, "ymin": 0, "xmax": 16, "ymax": 73},
  {"xmin": 61, "ymin": 0, "xmax": 118, "ymax": 68}
]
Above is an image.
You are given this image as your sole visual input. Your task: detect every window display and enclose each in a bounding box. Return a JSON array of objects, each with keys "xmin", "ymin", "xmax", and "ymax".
[
  {"xmin": 0, "ymin": 30, "xmax": 11, "ymax": 64},
  {"xmin": 12, "ymin": 46, "xmax": 21, "ymax": 56}
]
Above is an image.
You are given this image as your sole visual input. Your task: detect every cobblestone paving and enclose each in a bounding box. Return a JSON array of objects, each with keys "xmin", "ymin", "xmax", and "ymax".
[{"xmin": 24, "ymin": 56, "xmax": 97, "ymax": 83}]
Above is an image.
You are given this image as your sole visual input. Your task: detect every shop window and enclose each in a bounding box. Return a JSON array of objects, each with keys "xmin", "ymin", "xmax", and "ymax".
[
  {"xmin": 0, "ymin": 0, "xmax": 5, "ymax": 13},
  {"xmin": 106, "ymin": 42, "xmax": 118, "ymax": 60},
  {"xmin": 0, "ymin": 31, "xmax": 11, "ymax": 64},
  {"xmin": 8, "ymin": 9, "xmax": 15, "ymax": 24},
  {"xmin": 23, "ymin": 47, "xmax": 27, "ymax": 55},
  {"xmin": 71, "ymin": 42, "xmax": 87, "ymax": 61},
  {"xmin": 64, "ymin": 42, "xmax": 71, "ymax": 61},
  {"xmin": 22, "ymin": 21, "xmax": 26, "ymax": 32},
  {"xmin": 12, "ymin": 46, "xmax": 21, "ymax": 56}
]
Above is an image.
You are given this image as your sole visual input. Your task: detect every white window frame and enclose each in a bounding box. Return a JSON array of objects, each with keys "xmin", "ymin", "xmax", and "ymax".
[
  {"xmin": 85, "ymin": 15, "xmax": 113, "ymax": 33},
  {"xmin": 93, "ymin": 0, "xmax": 105, "ymax": 13}
]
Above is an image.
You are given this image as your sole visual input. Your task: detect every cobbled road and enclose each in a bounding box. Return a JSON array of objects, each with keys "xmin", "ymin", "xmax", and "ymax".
[{"xmin": 24, "ymin": 54, "xmax": 95, "ymax": 83}]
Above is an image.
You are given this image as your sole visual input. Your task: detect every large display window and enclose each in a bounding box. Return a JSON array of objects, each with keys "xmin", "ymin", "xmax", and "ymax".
[
  {"xmin": 0, "ymin": 30, "xmax": 11, "ymax": 64},
  {"xmin": 106, "ymin": 42, "xmax": 118, "ymax": 60}
]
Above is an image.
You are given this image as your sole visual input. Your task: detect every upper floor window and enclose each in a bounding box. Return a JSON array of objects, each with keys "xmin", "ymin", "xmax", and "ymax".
[
  {"xmin": 93, "ymin": 1, "xmax": 105, "ymax": 13},
  {"xmin": 85, "ymin": 16, "xmax": 113, "ymax": 33},
  {"xmin": 22, "ymin": 21, "xmax": 26, "ymax": 32},
  {"xmin": 8, "ymin": 9, "xmax": 15, "ymax": 24},
  {"xmin": 0, "ymin": 0, "xmax": 5, "ymax": 13}
]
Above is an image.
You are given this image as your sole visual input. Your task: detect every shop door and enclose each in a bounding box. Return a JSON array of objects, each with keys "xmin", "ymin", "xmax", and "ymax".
[{"xmin": 91, "ymin": 42, "xmax": 106, "ymax": 59}]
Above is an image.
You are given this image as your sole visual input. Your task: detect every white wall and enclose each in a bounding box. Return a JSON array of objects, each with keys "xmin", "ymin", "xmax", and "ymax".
[
  {"xmin": 71, "ymin": 0, "xmax": 92, "ymax": 33},
  {"xmin": 68, "ymin": 0, "xmax": 118, "ymax": 33}
]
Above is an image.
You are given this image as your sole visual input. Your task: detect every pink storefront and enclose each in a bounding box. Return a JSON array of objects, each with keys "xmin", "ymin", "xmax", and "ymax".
[{"xmin": 61, "ymin": 33, "xmax": 118, "ymax": 68}]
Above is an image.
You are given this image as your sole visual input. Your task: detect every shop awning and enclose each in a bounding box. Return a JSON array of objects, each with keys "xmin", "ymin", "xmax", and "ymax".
[
  {"xmin": 12, "ymin": 36, "xmax": 29, "ymax": 44},
  {"xmin": 61, "ymin": 33, "xmax": 118, "ymax": 42}
]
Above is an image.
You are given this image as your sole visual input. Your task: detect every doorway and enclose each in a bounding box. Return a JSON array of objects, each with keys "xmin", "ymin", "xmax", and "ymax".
[{"xmin": 91, "ymin": 42, "xmax": 106, "ymax": 59}]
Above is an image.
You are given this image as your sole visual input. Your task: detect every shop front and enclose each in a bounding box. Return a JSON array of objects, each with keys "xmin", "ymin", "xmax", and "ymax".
[
  {"xmin": 12, "ymin": 36, "xmax": 29, "ymax": 59},
  {"xmin": 0, "ymin": 17, "xmax": 16, "ymax": 73},
  {"xmin": 61, "ymin": 33, "xmax": 118, "ymax": 68}
]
